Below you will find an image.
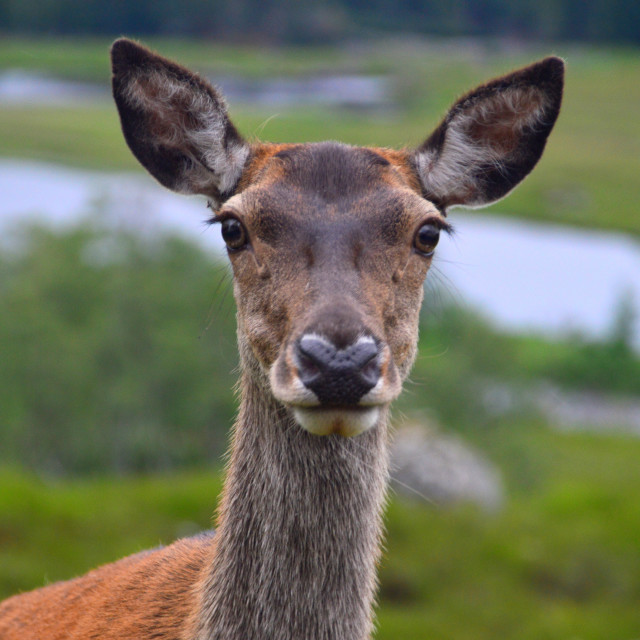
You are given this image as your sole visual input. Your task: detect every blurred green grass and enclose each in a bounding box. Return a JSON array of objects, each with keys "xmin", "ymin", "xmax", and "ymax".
[
  {"xmin": 0, "ymin": 38, "xmax": 639, "ymax": 234},
  {"xmin": 379, "ymin": 423, "xmax": 640, "ymax": 639},
  {"xmin": 1, "ymin": 424, "xmax": 639, "ymax": 639}
]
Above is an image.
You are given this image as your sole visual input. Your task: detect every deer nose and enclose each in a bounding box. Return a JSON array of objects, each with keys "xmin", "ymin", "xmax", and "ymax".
[{"xmin": 295, "ymin": 334, "xmax": 381, "ymax": 406}]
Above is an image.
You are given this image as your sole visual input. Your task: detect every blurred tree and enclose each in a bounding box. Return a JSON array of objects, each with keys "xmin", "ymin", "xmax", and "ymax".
[
  {"xmin": 0, "ymin": 222, "xmax": 238, "ymax": 475},
  {"xmin": 608, "ymin": 291, "xmax": 637, "ymax": 353},
  {"xmin": 0, "ymin": 0, "xmax": 639, "ymax": 44}
]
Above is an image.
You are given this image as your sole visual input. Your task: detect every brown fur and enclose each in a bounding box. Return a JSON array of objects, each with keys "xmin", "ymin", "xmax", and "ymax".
[
  {"xmin": 0, "ymin": 40, "xmax": 563, "ymax": 639},
  {"xmin": 0, "ymin": 535, "xmax": 212, "ymax": 639}
]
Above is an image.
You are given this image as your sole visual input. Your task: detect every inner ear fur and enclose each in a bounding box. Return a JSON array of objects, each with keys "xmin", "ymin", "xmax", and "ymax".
[
  {"xmin": 412, "ymin": 57, "xmax": 564, "ymax": 210},
  {"xmin": 111, "ymin": 38, "xmax": 249, "ymax": 203}
]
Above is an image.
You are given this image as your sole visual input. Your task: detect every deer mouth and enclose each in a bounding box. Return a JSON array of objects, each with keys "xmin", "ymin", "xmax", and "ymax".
[{"xmin": 272, "ymin": 378, "xmax": 389, "ymax": 437}]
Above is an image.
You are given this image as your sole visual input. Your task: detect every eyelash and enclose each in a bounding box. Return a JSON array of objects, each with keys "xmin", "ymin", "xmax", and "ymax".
[
  {"xmin": 206, "ymin": 211, "xmax": 232, "ymax": 227},
  {"xmin": 426, "ymin": 218, "xmax": 454, "ymax": 236}
]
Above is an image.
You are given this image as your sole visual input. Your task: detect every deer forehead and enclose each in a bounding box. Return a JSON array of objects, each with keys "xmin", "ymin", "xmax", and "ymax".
[{"xmin": 224, "ymin": 141, "xmax": 442, "ymax": 248}]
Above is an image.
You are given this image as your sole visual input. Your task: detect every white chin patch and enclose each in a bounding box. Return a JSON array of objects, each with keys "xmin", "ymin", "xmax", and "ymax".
[{"xmin": 292, "ymin": 407, "xmax": 380, "ymax": 437}]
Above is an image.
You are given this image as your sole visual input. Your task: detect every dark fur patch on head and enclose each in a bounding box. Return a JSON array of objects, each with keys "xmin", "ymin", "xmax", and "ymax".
[{"xmin": 273, "ymin": 143, "xmax": 392, "ymax": 203}]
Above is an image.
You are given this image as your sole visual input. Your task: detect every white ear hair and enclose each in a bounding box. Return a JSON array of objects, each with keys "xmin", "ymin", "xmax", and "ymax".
[
  {"xmin": 111, "ymin": 38, "xmax": 250, "ymax": 206},
  {"xmin": 413, "ymin": 57, "xmax": 564, "ymax": 210}
]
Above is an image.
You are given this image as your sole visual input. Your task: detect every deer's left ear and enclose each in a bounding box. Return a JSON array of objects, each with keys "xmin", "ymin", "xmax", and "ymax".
[
  {"xmin": 412, "ymin": 57, "xmax": 564, "ymax": 210},
  {"xmin": 111, "ymin": 38, "xmax": 250, "ymax": 206}
]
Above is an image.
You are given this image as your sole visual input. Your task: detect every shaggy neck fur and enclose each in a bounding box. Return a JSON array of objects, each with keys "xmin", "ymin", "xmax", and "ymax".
[{"xmin": 192, "ymin": 351, "xmax": 390, "ymax": 640}]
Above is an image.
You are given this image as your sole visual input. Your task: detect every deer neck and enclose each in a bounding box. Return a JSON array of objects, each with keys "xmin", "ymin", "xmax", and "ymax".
[{"xmin": 194, "ymin": 362, "xmax": 390, "ymax": 640}]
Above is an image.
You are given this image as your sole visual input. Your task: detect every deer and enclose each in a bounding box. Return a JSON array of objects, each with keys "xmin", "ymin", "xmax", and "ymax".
[{"xmin": 0, "ymin": 39, "xmax": 563, "ymax": 640}]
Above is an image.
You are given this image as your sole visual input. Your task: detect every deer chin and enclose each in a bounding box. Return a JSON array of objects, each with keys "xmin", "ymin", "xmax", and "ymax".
[{"xmin": 291, "ymin": 405, "xmax": 381, "ymax": 437}]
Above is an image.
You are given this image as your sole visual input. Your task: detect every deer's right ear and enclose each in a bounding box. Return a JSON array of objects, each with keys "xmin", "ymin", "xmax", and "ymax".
[{"xmin": 111, "ymin": 38, "xmax": 250, "ymax": 206}]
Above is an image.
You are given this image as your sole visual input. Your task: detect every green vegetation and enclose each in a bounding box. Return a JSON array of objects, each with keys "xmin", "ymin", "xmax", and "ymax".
[
  {"xmin": 0, "ymin": 223, "xmax": 238, "ymax": 474},
  {"xmin": 405, "ymin": 303, "xmax": 640, "ymax": 432},
  {"xmin": 2, "ymin": 424, "xmax": 639, "ymax": 639},
  {"xmin": 0, "ymin": 469, "xmax": 221, "ymax": 597},
  {"xmin": 1, "ymin": 39, "xmax": 639, "ymax": 234},
  {"xmin": 0, "ymin": 105, "xmax": 138, "ymax": 170},
  {"xmin": 0, "ymin": 35, "xmax": 638, "ymax": 639},
  {"xmin": 379, "ymin": 427, "xmax": 640, "ymax": 639},
  {"xmin": 2, "ymin": 222, "xmax": 638, "ymax": 475},
  {"xmin": 1, "ymin": 0, "xmax": 638, "ymax": 46}
]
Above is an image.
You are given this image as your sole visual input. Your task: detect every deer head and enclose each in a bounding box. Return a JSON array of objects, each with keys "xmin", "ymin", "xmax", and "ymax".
[{"xmin": 111, "ymin": 39, "xmax": 563, "ymax": 438}]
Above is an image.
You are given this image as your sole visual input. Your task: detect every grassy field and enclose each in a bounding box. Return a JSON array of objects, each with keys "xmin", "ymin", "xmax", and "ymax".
[
  {"xmin": 1, "ymin": 423, "xmax": 639, "ymax": 639},
  {"xmin": 0, "ymin": 38, "xmax": 639, "ymax": 234}
]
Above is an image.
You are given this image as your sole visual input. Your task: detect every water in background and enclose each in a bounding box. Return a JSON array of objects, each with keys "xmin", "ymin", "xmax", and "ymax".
[{"xmin": 1, "ymin": 159, "xmax": 639, "ymax": 348}]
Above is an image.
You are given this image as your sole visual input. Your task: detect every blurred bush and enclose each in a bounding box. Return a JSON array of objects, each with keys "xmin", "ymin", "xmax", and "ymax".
[
  {"xmin": 1, "ymin": 0, "xmax": 639, "ymax": 46},
  {"xmin": 0, "ymin": 221, "xmax": 238, "ymax": 474},
  {"xmin": 1, "ymin": 221, "xmax": 638, "ymax": 476}
]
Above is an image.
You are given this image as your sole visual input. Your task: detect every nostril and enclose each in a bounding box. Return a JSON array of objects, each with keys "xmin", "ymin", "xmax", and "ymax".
[
  {"xmin": 298, "ymin": 335, "xmax": 337, "ymax": 368},
  {"xmin": 360, "ymin": 356, "xmax": 381, "ymax": 387},
  {"xmin": 296, "ymin": 335, "xmax": 336, "ymax": 385},
  {"xmin": 348, "ymin": 340, "xmax": 378, "ymax": 370},
  {"xmin": 295, "ymin": 334, "xmax": 382, "ymax": 405}
]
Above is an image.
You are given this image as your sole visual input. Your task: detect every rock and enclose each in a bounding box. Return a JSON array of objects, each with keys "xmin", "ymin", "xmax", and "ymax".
[{"xmin": 389, "ymin": 424, "xmax": 504, "ymax": 512}]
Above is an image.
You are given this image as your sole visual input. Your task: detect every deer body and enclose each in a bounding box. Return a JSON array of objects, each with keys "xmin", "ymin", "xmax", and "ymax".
[{"xmin": 0, "ymin": 40, "xmax": 563, "ymax": 639}]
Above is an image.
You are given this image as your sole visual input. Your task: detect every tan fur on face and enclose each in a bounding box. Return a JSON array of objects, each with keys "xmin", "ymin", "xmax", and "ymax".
[{"xmin": 224, "ymin": 143, "xmax": 439, "ymax": 423}]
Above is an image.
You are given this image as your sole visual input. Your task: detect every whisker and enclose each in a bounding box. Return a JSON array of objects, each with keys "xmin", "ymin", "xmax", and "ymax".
[
  {"xmin": 339, "ymin": 436, "xmax": 438, "ymax": 507},
  {"xmin": 387, "ymin": 474, "xmax": 439, "ymax": 506},
  {"xmin": 253, "ymin": 113, "xmax": 281, "ymax": 138},
  {"xmin": 414, "ymin": 345, "xmax": 450, "ymax": 362},
  {"xmin": 217, "ymin": 274, "xmax": 236, "ymax": 323},
  {"xmin": 200, "ymin": 266, "xmax": 233, "ymax": 338},
  {"xmin": 427, "ymin": 266, "xmax": 465, "ymax": 306}
]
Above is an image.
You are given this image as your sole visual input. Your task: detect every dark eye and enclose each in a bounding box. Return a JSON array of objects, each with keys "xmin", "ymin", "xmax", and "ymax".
[
  {"xmin": 414, "ymin": 223, "xmax": 440, "ymax": 256},
  {"xmin": 221, "ymin": 218, "xmax": 248, "ymax": 251}
]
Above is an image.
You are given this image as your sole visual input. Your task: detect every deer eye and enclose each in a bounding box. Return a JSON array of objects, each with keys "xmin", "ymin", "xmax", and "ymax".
[
  {"xmin": 414, "ymin": 223, "xmax": 440, "ymax": 256},
  {"xmin": 221, "ymin": 218, "xmax": 248, "ymax": 251}
]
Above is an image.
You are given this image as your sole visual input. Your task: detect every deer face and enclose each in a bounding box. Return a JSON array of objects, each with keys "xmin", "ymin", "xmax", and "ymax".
[
  {"xmin": 215, "ymin": 142, "xmax": 448, "ymax": 435},
  {"xmin": 111, "ymin": 39, "xmax": 563, "ymax": 437}
]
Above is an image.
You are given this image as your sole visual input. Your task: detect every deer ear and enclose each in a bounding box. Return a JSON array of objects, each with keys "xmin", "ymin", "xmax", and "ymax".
[
  {"xmin": 412, "ymin": 57, "xmax": 564, "ymax": 211},
  {"xmin": 111, "ymin": 38, "xmax": 250, "ymax": 206}
]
